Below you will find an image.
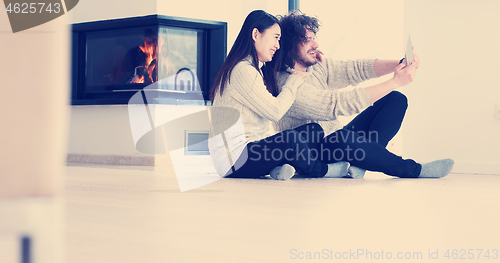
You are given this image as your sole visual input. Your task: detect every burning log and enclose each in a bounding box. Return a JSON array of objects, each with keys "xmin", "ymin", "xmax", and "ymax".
[{"xmin": 114, "ymin": 29, "xmax": 159, "ymax": 85}]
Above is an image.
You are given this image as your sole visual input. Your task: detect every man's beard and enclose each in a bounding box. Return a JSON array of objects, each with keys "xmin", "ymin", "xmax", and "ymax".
[{"xmin": 296, "ymin": 51, "xmax": 317, "ymax": 68}]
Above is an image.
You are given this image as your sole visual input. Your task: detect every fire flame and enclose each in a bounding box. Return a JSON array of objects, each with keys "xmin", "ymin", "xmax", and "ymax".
[
  {"xmin": 139, "ymin": 42, "xmax": 155, "ymax": 69},
  {"xmin": 129, "ymin": 36, "xmax": 158, "ymax": 84}
]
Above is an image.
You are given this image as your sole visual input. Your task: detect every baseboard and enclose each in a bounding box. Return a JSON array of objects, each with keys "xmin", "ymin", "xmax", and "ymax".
[
  {"xmin": 452, "ymin": 162, "xmax": 500, "ymax": 175},
  {"xmin": 66, "ymin": 154, "xmax": 154, "ymax": 166}
]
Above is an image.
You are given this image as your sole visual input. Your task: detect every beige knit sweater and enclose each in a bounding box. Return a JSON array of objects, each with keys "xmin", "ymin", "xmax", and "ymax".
[
  {"xmin": 208, "ymin": 57, "xmax": 304, "ymax": 177},
  {"xmin": 273, "ymin": 58, "xmax": 378, "ymax": 135}
]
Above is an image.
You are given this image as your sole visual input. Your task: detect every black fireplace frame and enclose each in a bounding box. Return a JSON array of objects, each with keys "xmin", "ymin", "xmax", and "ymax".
[{"xmin": 71, "ymin": 15, "xmax": 227, "ymax": 105}]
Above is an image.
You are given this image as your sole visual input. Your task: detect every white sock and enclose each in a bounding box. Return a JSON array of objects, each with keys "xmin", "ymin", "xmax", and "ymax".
[
  {"xmin": 347, "ymin": 166, "xmax": 366, "ymax": 179},
  {"xmin": 324, "ymin": 162, "xmax": 350, "ymax": 178},
  {"xmin": 270, "ymin": 164, "xmax": 295, "ymax": 180},
  {"xmin": 419, "ymin": 159, "xmax": 454, "ymax": 178}
]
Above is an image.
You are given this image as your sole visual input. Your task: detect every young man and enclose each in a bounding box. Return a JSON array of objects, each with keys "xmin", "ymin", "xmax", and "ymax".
[{"xmin": 272, "ymin": 10, "xmax": 454, "ymax": 179}]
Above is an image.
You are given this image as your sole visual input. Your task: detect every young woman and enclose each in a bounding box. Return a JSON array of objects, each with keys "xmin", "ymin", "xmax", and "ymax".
[{"xmin": 208, "ymin": 10, "xmax": 349, "ymax": 180}]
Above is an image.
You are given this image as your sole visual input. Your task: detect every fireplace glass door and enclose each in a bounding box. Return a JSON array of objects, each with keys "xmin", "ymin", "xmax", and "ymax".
[{"xmin": 85, "ymin": 26, "xmax": 204, "ymax": 94}]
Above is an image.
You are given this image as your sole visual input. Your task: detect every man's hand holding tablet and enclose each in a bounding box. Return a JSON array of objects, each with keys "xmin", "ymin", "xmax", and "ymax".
[{"xmin": 392, "ymin": 35, "xmax": 419, "ymax": 87}]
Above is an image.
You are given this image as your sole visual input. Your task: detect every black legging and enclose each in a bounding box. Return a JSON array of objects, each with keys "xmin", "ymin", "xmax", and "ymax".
[
  {"xmin": 318, "ymin": 91, "xmax": 422, "ymax": 178},
  {"xmin": 226, "ymin": 123, "xmax": 329, "ymax": 178}
]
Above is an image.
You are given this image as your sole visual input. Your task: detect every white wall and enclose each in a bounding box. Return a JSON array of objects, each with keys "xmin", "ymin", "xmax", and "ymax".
[
  {"xmin": 301, "ymin": 0, "xmax": 404, "ymax": 61},
  {"xmin": 403, "ymin": 0, "xmax": 500, "ymax": 174},
  {"xmin": 68, "ymin": 106, "xmax": 140, "ymax": 155},
  {"xmin": 71, "ymin": 0, "xmax": 287, "ymax": 51},
  {"xmin": 70, "ymin": 0, "xmax": 157, "ymax": 23},
  {"xmin": 157, "ymin": 0, "xmax": 287, "ymax": 53}
]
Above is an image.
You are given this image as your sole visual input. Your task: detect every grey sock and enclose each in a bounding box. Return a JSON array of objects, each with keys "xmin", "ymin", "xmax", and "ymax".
[
  {"xmin": 419, "ymin": 158, "xmax": 454, "ymax": 178},
  {"xmin": 347, "ymin": 166, "xmax": 366, "ymax": 179},
  {"xmin": 270, "ymin": 164, "xmax": 295, "ymax": 180},
  {"xmin": 325, "ymin": 162, "xmax": 350, "ymax": 178}
]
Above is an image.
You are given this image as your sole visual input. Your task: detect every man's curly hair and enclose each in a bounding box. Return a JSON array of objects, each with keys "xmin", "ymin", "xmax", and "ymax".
[{"xmin": 278, "ymin": 10, "xmax": 321, "ymax": 70}]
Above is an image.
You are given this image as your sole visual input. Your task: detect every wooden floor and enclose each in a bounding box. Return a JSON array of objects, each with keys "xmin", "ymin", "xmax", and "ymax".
[{"xmin": 64, "ymin": 165, "xmax": 500, "ymax": 263}]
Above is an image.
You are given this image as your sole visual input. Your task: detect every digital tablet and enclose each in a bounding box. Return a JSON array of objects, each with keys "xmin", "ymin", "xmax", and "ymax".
[{"xmin": 405, "ymin": 35, "xmax": 413, "ymax": 65}]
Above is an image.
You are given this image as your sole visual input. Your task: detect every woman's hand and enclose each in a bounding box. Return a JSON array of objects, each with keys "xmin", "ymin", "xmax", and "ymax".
[
  {"xmin": 291, "ymin": 71, "xmax": 306, "ymax": 82},
  {"xmin": 315, "ymin": 49, "xmax": 324, "ymax": 62}
]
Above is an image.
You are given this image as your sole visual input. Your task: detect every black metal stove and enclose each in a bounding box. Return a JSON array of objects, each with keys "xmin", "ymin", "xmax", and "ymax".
[{"xmin": 71, "ymin": 15, "xmax": 226, "ymax": 105}]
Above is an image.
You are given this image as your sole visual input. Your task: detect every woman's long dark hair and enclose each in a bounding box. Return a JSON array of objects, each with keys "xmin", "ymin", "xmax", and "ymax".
[{"xmin": 210, "ymin": 10, "xmax": 283, "ymax": 99}]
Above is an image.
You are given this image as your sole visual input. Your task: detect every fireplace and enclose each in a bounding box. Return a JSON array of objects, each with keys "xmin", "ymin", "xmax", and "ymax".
[{"xmin": 71, "ymin": 15, "xmax": 226, "ymax": 105}]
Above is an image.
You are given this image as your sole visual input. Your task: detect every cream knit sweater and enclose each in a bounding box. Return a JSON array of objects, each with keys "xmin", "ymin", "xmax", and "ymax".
[
  {"xmin": 273, "ymin": 58, "xmax": 378, "ymax": 135},
  {"xmin": 208, "ymin": 57, "xmax": 304, "ymax": 177}
]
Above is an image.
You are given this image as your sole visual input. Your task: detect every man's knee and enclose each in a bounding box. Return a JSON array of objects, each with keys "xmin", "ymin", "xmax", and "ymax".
[{"xmin": 388, "ymin": 91, "xmax": 408, "ymax": 110}]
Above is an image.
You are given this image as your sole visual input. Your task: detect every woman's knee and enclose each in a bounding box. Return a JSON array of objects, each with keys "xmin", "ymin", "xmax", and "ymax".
[
  {"xmin": 295, "ymin": 123, "xmax": 324, "ymax": 135},
  {"xmin": 303, "ymin": 123, "xmax": 324, "ymax": 142},
  {"xmin": 292, "ymin": 123, "xmax": 324, "ymax": 143},
  {"xmin": 281, "ymin": 130, "xmax": 303, "ymax": 147}
]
